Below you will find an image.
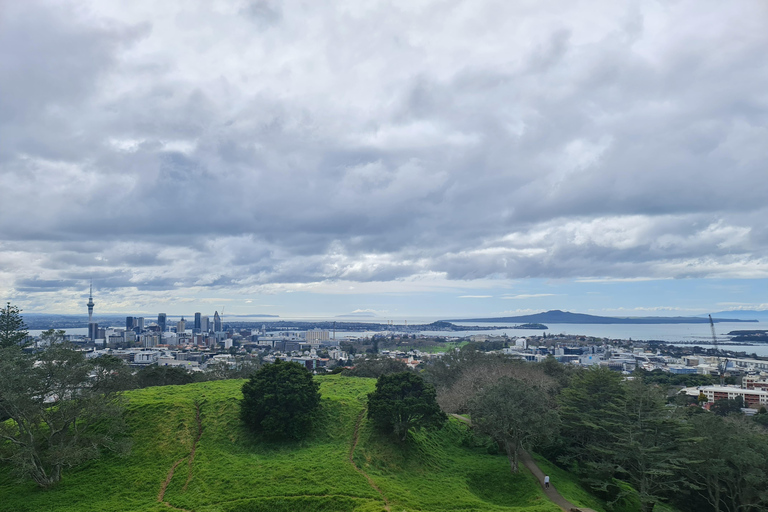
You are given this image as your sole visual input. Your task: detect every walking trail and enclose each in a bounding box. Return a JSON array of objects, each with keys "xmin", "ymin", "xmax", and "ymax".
[
  {"xmin": 157, "ymin": 400, "xmax": 205, "ymax": 511},
  {"xmin": 349, "ymin": 408, "xmax": 391, "ymax": 512},
  {"xmin": 449, "ymin": 414, "xmax": 584, "ymax": 512}
]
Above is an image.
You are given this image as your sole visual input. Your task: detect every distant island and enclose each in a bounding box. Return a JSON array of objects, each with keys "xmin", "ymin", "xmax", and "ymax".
[
  {"xmin": 727, "ymin": 330, "xmax": 768, "ymax": 342},
  {"xmin": 448, "ymin": 310, "xmax": 758, "ymax": 325}
]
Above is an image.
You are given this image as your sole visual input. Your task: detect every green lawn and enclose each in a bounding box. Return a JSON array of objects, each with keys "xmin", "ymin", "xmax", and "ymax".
[{"xmin": 0, "ymin": 375, "xmax": 565, "ymax": 512}]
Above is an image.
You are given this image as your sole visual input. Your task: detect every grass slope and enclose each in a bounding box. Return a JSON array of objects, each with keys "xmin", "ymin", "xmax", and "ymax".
[{"xmin": 0, "ymin": 375, "xmax": 560, "ymax": 512}]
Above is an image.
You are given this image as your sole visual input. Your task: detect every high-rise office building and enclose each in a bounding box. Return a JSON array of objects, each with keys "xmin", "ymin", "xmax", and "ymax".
[
  {"xmin": 213, "ymin": 311, "xmax": 222, "ymax": 332},
  {"xmin": 126, "ymin": 316, "xmax": 134, "ymax": 330},
  {"xmin": 194, "ymin": 312, "xmax": 201, "ymax": 333},
  {"xmin": 200, "ymin": 315, "xmax": 209, "ymax": 333},
  {"xmin": 136, "ymin": 317, "xmax": 145, "ymax": 330},
  {"xmin": 177, "ymin": 317, "xmax": 186, "ymax": 334},
  {"xmin": 158, "ymin": 313, "xmax": 167, "ymax": 332}
]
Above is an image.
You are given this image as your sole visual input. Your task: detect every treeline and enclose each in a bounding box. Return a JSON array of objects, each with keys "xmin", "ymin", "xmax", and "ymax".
[{"xmin": 417, "ymin": 346, "xmax": 768, "ymax": 512}]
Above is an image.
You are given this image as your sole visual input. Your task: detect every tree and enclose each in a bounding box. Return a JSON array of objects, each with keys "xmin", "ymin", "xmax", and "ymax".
[
  {"xmin": 468, "ymin": 377, "xmax": 559, "ymax": 473},
  {"xmin": 608, "ymin": 379, "xmax": 693, "ymax": 512},
  {"xmin": 343, "ymin": 355, "xmax": 411, "ymax": 378},
  {"xmin": 558, "ymin": 365, "xmax": 625, "ymax": 469},
  {"xmin": 0, "ymin": 343, "xmax": 129, "ymax": 487},
  {"xmin": 240, "ymin": 359, "xmax": 321, "ymax": 440},
  {"xmin": 135, "ymin": 365, "xmax": 195, "ymax": 388},
  {"xmin": 687, "ymin": 414, "xmax": 768, "ymax": 512},
  {"xmin": 710, "ymin": 397, "xmax": 744, "ymax": 417},
  {"xmin": 0, "ymin": 302, "xmax": 28, "ymax": 348},
  {"xmin": 367, "ymin": 371, "xmax": 446, "ymax": 442}
]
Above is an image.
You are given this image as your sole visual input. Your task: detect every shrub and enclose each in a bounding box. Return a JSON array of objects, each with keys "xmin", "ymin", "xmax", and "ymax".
[
  {"xmin": 240, "ymin": 359, "xmax": 321, "ymax": 440},
  {"xmin": 367, "ymin": 371, "xmax": 445, "ymax": 441}
]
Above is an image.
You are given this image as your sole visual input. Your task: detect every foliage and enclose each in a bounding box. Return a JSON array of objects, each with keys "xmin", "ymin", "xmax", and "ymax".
[
  {"xmin": 437, "ymin": 354, "xmax": 554, "ymax": 414},
  {"xmin": 536, "ymin": 355, "xmax": 577, "ymax": 389},
  {"xmin": 0, "ymin": 302, "xmax": 28, "ymax": 348},
  {"xmin": 710, "ymin": 397, "xmax": 744, "ymax": 417},
  {"xmin": 240, "ymin": 359, "xmax": 321, "ymax": 440},
  {"xmin": 342, "ymin": 355, "xmax": 411, "ymax": 378},
  {"xmin": 607, "ymin": 379, "xmax": 693, "ymax": 512},
  {"xmin": 557, "ymin": 365, "xmax": 625, "ymax": 471},
  {"xmin": 202, "ymin": 358, "xmax": 260, "ymax": 381},
  {"xmin": 468, "ymin": 377, "xmax": 559, "ymax": 473},
  {"xmin": 135, "ymin": 365, "xmax": 195, "ymax": 388},
  {"xmin": 367, "ymin": 371, "xmax": 446, "ymax": 441},
  {"xmin": 635, "ymin": 368, "xmax": 716, "ymax": 388},
  {"xmin": 685, "ymin": 414, "xmax": 768, "ymax": 512},
  {"xmin": 0, "ymin": 343, "xmax": 129, "ymax": 487},
  {"xmin": 0, "ymin": 376, "xmax": 564, "ymax": 511}
]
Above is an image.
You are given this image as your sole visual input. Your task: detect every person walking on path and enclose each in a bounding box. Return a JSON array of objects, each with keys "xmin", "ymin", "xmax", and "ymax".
[{"xmin": 544, "ymin": 475, "xmax": 550, "ymax": 489}]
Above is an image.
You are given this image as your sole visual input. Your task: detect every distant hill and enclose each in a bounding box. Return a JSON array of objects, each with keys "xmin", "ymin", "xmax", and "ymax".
[
  {"xmin": 448, "ymin": 309, "xmax": 758, "ymax": 324},
  {"xmin": 707, "ymin": 310, "xmax": 768, "ymax": 321}
]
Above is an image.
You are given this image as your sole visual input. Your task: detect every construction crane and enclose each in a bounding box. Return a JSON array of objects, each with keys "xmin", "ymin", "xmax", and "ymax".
[{"xmin": 709, "ymin": 314, "xmax": 729, "ymax": 386}]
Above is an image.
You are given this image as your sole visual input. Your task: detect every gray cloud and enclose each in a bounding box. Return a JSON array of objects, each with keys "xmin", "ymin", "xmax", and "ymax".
[{"xmin": 1, "ymin": 0, "xmax": 767, "ymax": 310}]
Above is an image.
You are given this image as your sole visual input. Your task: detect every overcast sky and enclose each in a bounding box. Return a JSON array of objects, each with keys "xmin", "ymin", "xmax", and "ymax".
[{"xmin": 1, "ymin": 0, "xmax": 767, "ymax": 319}]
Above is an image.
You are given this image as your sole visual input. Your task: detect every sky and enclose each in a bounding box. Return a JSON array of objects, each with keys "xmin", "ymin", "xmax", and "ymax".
[{"xmin": 1, "ymin": 0, "xmax": 767, "ymax": 319}]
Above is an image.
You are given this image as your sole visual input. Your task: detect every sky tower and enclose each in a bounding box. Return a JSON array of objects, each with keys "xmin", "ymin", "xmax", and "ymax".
[{"xmin": 87, "ymin": 281, "xmax": 95, "ymax": 324}]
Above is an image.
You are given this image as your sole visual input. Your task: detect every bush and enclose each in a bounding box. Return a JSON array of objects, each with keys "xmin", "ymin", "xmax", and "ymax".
[
  {"xmin": 343, "ymin": 355, "xmax": 411, "ymax": 378},
  {"xmin": 135, "ymin": 365, "xmax": 195, "ymax": 388},
  {"xmin": 240, "ymin": 359, "xmax": 321, "ymax": 440},
  {"xmin": 367, "ymin": 371, "xmax": 446, "ymax": 441}
]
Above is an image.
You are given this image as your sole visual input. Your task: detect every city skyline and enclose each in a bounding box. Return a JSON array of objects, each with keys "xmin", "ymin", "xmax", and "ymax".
[{"xmin": 1, "ymin": 1, "xmax": 767, "ymax": 317}]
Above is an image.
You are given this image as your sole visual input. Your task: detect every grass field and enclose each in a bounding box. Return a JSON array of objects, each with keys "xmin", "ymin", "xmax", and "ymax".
[{"xmin": 0, "ymin": 375, "xmax": 562, "ymax": 512}]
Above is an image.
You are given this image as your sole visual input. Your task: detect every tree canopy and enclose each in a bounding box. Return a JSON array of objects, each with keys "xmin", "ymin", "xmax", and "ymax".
[
  {"xmin": 367, "ymin": 371, "xmax": 446, "ymax": 441},
  {"xmin": 468, "ymin": 376, "xmax": 559, "ymax": 473},
  {"xmin": 0, "ymin": 302, "xmax": 28, "ymax": 348},
  {"xmin": 0, "ymin": 341, "xmax": 129, "ymax": 487},
  {"xmin": 240, "ymin": 359, "xmax": 321, "ymax": 440}
]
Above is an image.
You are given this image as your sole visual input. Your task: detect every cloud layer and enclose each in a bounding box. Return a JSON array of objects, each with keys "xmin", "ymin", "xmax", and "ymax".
[{"xmin": 1, "ymin": 0, "xmax": 767, "ymax": 313}]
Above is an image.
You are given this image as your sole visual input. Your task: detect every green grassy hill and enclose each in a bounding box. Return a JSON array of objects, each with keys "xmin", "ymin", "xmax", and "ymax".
[{"xmin": 0, "ymin": 375, "xmax": 578, "ymax": 512}]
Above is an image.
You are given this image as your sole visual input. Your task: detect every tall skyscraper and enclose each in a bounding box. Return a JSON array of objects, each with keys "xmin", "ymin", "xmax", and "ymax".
[
  {"xmin": 177, "ymin": 317, "xmax": 186, "ymax": 334},
  {"xmin": 200, "ymin": 315, "xmax": 209, "ymax": 333},
  {"xmin": 158, "ymin": 313, "xmax": 167, "ymax": 332},
  {"xmin": 88, "ymin": 322, "xmax": 99, "ymax": 340},
  {"xmin": 194, "ymin": 312, "xmax": 201, "ymax": 333},
  {"xmin": 213, "ymin": 311, "xmax": 221, "ymax": 332},
  {"xmin": 126, "ymin": 316, "xmax": 134, "ymax": 330}
]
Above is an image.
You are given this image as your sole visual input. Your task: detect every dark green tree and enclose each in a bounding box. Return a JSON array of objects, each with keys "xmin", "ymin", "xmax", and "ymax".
[
  {"xmin": 135, "ymin": 365, "xmax": 195, "ymax": 388},
  {"xmin": 687, "ymin": 414, "xmax": 768, "ymax": 512},
  {"xmin": 240, "ymin": 359, "xmax": 321, "ymax": 440},
  {"xmin": 608, "ymin": 379, "xmax": 693, "ymax": 512},
  {"xmin": 367, "ymin": 371, "xmax": 446, "ymax": 441},
  {"xmin": 468, "ymin": 376, "xmax": 559, "ymax": 473},
  {"xmin": 558, "ymin": 365, "xmax": 625, "ymax": 469},
  {"xmin": 0, "ymin": 343, "xmax": 129, "ymax": 487},
  {"xmin": 0, "ymin": 302, "xmax": 28, "ymax": 348},
  {"xmin": 710, "ymin": 397, "xmax": 744, "ymax": 417}
]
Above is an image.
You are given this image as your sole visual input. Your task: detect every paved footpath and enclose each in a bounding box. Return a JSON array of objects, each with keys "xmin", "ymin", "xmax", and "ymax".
[{"xmin": 450, "ymin": 414, "xmax": 585, "ymax": 512}]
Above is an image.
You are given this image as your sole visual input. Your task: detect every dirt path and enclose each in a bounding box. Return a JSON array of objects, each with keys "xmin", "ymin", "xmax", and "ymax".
[
  {"xmin": 157, "ymin": 400, "xmax": 205, "ymax": 510},
  {"xmin": 183, "ymin": 400, "xmax": 205, "ymax": 491},
  {"xmin": 449, "ymin": 414, "xmax": 578, "ymax": 512},
  {"xmin": 349, "ymin": 408, "xmax": 391, "ymax": 512}
]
